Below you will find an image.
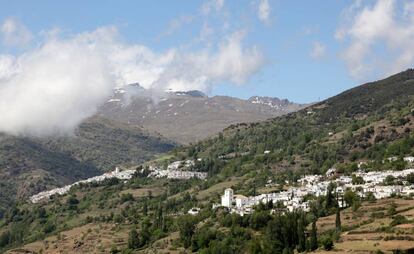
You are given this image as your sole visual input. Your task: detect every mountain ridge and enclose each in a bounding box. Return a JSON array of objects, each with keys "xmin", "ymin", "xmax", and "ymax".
[{"xmin": 99, "ymin": 86, "xmax": 307, "ymax": 144}]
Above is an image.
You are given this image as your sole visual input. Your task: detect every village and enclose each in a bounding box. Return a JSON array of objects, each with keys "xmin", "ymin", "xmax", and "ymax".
[
  {"xmin": 147, "ymin": 159, "xmax": 208, "ymax": 180},
  {"xmin": 30, "ymin": 160, "xmax": 207, "ymax": 203},
  {"xmin": 215, "ymin": 165, "xmax": 414, "ymax": 216}
]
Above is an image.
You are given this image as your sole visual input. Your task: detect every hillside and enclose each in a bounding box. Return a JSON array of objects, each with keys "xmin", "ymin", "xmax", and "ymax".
[
  {"xmin": 316, "ymin": 69, "xmax": 414, "ymax": 122},
  {"xmin": 313, "ymin": 198, "xmax": 414, "ymax": 253},
  {"xmin": 3, "ymin": 70, "xmax": 414, "ymax": 253},
  {"xmin": 99, "ymin": 86, "xmax": 306, "ymax": 144},
  {"xmin": 0, "ymin": 116, "xmax": 176, "ymax": 216},
  {"xmin": 6, "ymin": 197, "xmax": 414, "ymax": 254},
  {"xmin": 177, "ymin": 69, "xmax": 414, "ymax": 177}
]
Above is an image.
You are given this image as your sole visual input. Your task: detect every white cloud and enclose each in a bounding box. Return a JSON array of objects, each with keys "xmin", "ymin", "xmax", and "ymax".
[
  {"xmin": 0, "ymin": 33, "xmax": 113, "ymax": 137},
  {"xmin": 336, "ymin": 0, "xmax": 414, "ymax": 80},
  {"xmin": 216, "ymin": 0, "xmax": 225, "ymax": 10},
  {"xmin": 258, "ymin": 0, "xmax": 271, "ymax": 24},
  {"xmin": 0, "ymin": 24, "xmax": 264, "ymax": 137},
  {"xmin": 159, "ymin": 15, "xmax": 193, "ymax": 38},
  {"xmin": 0, "ymin": 55, "xmax": 17, "ymax": 80},
  {"xmin": 310, "ymin": 41, "xmax": 326, "ymax": 60},
  {"xmin": 201, "ymin": 0, "xmax": 225, "ymax": 15},
  {"xmin": 1, "ymin": 17, "xmax": 32, "ymax": 47},
  {"xmin": 197, "ymin": 22, "xmax": 214, "ymax": 42},
  {"xmin": 144, "ymin": 31, "xmax": 264, "ymax": 92}
]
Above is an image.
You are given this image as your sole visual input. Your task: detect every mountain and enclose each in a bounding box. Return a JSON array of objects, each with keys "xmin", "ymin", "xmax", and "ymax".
[
  {"xmin": 98, "ymin": 86, "xmax": 306, "ymax": 144},
  {"xmin": 180, "ymin": 69, "xmax": 414, "ymax": 175},
  {"xmin": 0, "ymin": 84, "xmax": 304, "ymax": 213},
  {"xmin": 3, "ymin": 70, "xmax": 414, "ymax": 253},
  {"xmin": 0, "ymin": 116, "xmax": 175, "ymax": 216}
]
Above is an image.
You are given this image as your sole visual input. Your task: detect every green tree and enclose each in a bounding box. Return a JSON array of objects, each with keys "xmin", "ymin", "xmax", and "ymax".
[
  {"xmin": 387, "ymin": 202, "xmax": 397, "ymax": 216},
  {"xmin": 325, "ymin": 182, "xmax": 337, "ymax": 211},
  {"xmin": 344, "ymin": 190, "xmax": 357, "ymax": 207},
  {"xmin": 407, "ymin": 173, "xmax": 414, "ymax": 184},
  {"xmin": 143, "ymin": 201, "xmax": 148, "ymax": 216},
  {"xmin": 248, "ymin": 238, "xmax": 263, "ymax": 254},
  {"xmin": 365, "ymin": 192, "xmax": 376, "ymax": 202},
  {"xmin": 383, "ymin": 175, "xmax": 395, "ymax": 185},
  {"xmin": 352, "ymin": 200, "xmax": 361, "ymax": 212},
  {"xmin": 110, "ymin": 245, "xmax": 119, "ymax": 254},
  {"xmin": 140, "ymin": 219, "xmax": 151, "ymax": 246},
  {"xmin": 351, "ymin": 174, "xmax": 364, "ymax": 185},
  {"xmin": 390, "ymin": 215, "xmax": 408, "ymax": 227},
  {"xmin": 128, "ymin": 228, "xmax": 140, "ymax": 249},
  {"xmin": 321, "ymin": 235, "xmax": 333, "ymax": 250},
  {"xmin": 178, "ymin": 216, "xmax": 196, "ymax": 248},
  {"xmin": 66, "ymin": 195, "xmax": 79, "ymax": 207},
  {"xmin": 0, "ymin": 231, "xmax": 10, "ymax": 248},
  {"xmin": 155, "ymin": 203, "xmax": 164, "ymax": 230},
  {"xmin": 310, "ymin": 220, "xmax": 318, "ymax": 251},
  {"xmin": 297, "ymin": 214, "xmax": 306, "ymax": 252},
  {"xmin": 335, "ymin": 208, "xmax": 341, "ymax": 233}
]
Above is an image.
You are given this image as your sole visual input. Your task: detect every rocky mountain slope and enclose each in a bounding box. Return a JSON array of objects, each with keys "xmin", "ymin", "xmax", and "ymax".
[{"xmin": 99, "ymin": 85, "xmax": 306, "ymax": 144}]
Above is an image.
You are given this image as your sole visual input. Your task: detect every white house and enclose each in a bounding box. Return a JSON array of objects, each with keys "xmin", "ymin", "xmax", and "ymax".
[
  {"xmin": 326, "ymin": 168, "xmax": 337, "ymax": 177},
  {"xmin": 404, "ymin": 156, "xmax": 414, "ymax": 163},
  {"xmin": 234, "ymin": 194, "xmax": 248, "ymax": 208},
  {"xmin": 188, "ymin": 207, "xmax": 201, "ymax": 215}
]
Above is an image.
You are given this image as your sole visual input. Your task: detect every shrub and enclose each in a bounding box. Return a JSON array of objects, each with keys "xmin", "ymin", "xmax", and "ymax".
[
  {"xmin": 390, "ymin": 215, "xmax": 408, "ymax": 227},
  {"xmin": 320, "ymin": 235, "xmax": 334, "ymax": 250}
]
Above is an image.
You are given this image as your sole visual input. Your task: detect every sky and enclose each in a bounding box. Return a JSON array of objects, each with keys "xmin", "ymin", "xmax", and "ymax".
[{"xmin": 1, "ymin": 0, "xmax": 414, "ymax": 136}]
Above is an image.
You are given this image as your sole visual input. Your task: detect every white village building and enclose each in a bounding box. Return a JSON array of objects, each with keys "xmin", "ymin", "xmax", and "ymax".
[{"xmin": 221, "ymin": 188, "xmax": 234, "ymax": 208}]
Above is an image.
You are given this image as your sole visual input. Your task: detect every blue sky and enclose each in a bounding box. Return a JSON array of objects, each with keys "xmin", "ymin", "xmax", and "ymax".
[{"xmin": 1, "ymin": 0, "xmax": 414, "ymax": 103}]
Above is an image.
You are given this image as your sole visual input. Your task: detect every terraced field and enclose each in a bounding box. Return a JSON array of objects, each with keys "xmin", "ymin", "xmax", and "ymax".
[{"xmin": 314, "ymin": 198, "xmax": 414, "ymax": 253}]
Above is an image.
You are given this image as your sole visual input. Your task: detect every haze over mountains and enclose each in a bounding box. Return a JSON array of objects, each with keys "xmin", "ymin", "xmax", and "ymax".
[{"xmin": 99, "ymin": 84, "xmax": 306, "ymax": 144}]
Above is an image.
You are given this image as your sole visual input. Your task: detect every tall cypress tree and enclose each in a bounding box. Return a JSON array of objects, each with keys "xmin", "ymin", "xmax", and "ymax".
[
  {"xmin": 326, "ymin": 182, "xmax": 336, "ymax": 210},
  {"xmin": 143, "ymin": 201, "xmax": 148, "ymax": 216},
  {"xmin": 155, "ymin": 202, "xmax": 163, "ymax": 229},
  {"xmin": 310, "ymin": 219, "xmax": 318, "ymax": 251},
  {"xmin": 335, "ymin": 207, "xmax": 341, "ymax": 233},
  {"xmin": 297, "ymin": 213, "xmax": 306, "ymax": 252}
]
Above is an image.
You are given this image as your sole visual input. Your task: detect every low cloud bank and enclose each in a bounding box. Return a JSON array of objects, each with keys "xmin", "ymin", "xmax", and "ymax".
[{"xmin": 0, "ymin": 25, "xmax": 264, "ymax": 137}]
